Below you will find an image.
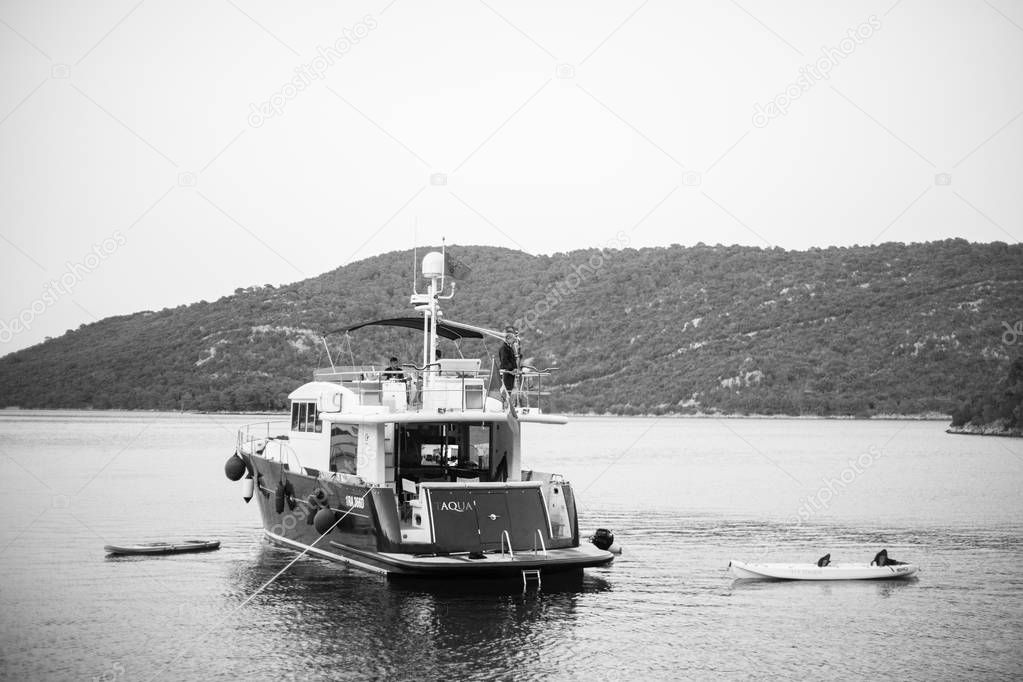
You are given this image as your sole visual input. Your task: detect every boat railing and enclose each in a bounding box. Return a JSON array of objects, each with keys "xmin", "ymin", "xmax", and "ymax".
[
  {"xmin": 532, "ymin": 529, "xmax": 548, "ymax": 557},
  {"xmin": 313, "ymin": 365, "xmax": 387, "ymax": 382},
  {"xmin": 315, "ymin": 364, "xmax": 496, "ymax": 412},
  {"xmin": 500, "ymin": 530, "xmax": 514, "ymax": 559},
  {"xmin": 236, "ymin": 420, "xmax": 308, "ymax": 472},
  {"xmin": 312, "ymin": 366, "xmax": 400, "ymax": 407},
  {"xmin": 501, "ymin": 366, "xmax": 557, "ymax": 412},
  {"xmin": 315, "ymin": 363, "xmax": 492, "ymax": 383},
  {"xmin": 309, "ymin": 363, "xmax": 559, "ymax": 414},
  {"xmin": 236, "ymin": 420, "xmax": 290, "ymax": 454},
  {"xmin": 400, "ymin": 362, "xmax": 493, "ymax": 413}
]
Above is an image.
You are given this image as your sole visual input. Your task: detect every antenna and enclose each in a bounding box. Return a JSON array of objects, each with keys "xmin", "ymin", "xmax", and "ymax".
[
  {"xmin": 440, "ymin": 236, "xmax": 446, "ymax": 293},
  {"xmin": 412, "ymin": 218, "xmax": 419, "ymax": 295},
  {"xmin": 320, "ymin": 336, "xmax": 336, "ymax": 373}
]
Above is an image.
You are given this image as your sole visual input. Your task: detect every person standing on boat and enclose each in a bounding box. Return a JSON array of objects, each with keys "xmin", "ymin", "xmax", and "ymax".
[
  {"xmin": 383, "ymin": 356, "xmax": 404, "ymax": 380},
  {"xmin": 499, "ymin": 326, "xmax": 521, "ymax": 395}
]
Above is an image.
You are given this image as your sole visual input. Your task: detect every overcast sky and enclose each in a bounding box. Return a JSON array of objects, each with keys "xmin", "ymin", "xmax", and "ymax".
[{"xmin": 1, "ymin": 0, "xmax": 1020, "ymax": 355}]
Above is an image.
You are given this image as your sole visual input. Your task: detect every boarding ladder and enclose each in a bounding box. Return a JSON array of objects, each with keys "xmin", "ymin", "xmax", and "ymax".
[{"xmin": 501, "ymin": 529, "xmax": 546, "ymax": 591}]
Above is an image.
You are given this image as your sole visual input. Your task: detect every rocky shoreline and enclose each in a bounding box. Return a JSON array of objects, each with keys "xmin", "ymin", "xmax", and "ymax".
[{"xmin": 946, "ymin": 422, "xmax": 1022, "ymax": 438}]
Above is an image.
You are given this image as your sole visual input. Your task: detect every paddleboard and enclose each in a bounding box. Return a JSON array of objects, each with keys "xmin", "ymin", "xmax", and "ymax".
[
  {"xmin": 104, "ymin": 540, "xmax": 221, "ymax": 556},
  {"xmin": 729, "ymin": 560, "xmax": 917, "ymax": 581}
]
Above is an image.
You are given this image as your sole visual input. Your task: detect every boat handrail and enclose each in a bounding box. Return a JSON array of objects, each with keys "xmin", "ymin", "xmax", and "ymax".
[
  {"xmin": 533, "ymin": 529, "xmax": 547, "ymax": 557},
  {"xmin": 401, "ymin": 361, "xmax": 441, "ymax": 373},
  {"xmin": 261, "ymin": 439, "xmax": 304, "ymax": 472},
  {"xmin": 500, "ymin": 530, "xmax": 514, "ymax": 559},
  {"xmin": 519, "ymin": 365, "xmax": 558, "ymax": 376},
  {"xmin": 314, "ymin": 366, "xmax": 386, "ymax": 382},
  {"xmin": 312, "ymin": 361, "xmax": 557, "ymax": 414},
  {"xmin": 499, "ymin": 366, "xmax": 557, "ymax": 412},
  {"xmin": 405, "ymin": 362, "xmax": 490, "ymax": 380},
  {"xmin": 236, "ymin": 420, "xmax": 290, "ymax": 450}
]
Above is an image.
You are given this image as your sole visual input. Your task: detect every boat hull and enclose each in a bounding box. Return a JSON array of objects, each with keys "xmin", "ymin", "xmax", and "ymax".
[
  {"xmin": 729, "ymin": 560, "xmax": 918, "ymax": 581},
  {"xmin": 266, "ymin": 530, "xmax": 612, "ymax": 577},
  {"xmin": 243, "ymin": 453, "xmax": 613, "ymax": 579}
]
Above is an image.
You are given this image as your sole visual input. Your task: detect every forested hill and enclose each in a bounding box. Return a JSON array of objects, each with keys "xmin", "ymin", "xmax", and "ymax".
[{"xmin": 1, "ymin": 239, "xmax": 1020, "ymax": 417}]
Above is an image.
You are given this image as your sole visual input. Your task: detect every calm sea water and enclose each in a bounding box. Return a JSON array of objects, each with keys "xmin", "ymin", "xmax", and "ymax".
[{"xmin": 1, "ymin": 411, "xmax": 1021, "ymax": 681}]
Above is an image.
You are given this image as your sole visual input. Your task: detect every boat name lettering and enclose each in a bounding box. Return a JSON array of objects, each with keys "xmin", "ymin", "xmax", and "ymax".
[
  {"xmin": 344, "ymin": 495, "xmax": 365, "ymax": 509},
  {"xmin": 439, "ymin": 501, "xmax": 474, "ymax": 513}
]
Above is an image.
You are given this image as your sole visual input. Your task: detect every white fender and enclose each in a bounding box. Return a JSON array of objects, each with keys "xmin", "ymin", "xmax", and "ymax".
[{"xmin": 242, "ymin": 476, "xmax": 254, "ymax": 503}]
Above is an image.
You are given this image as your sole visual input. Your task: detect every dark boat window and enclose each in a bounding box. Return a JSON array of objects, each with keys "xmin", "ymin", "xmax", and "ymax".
[
  {"xmin": 291, "ymin": 401, "xmax": 323, "ymax": 433},
  {"xmin": 330, "ymin": 424, "xmax": 358, "ymax": 473},
  {"xmin": 395, "ymin": 422, "xmax": 492, "ymax": 483},
  {"xmin": 468, "ymin": 425, "xmax": 491, "ymax": 471}
]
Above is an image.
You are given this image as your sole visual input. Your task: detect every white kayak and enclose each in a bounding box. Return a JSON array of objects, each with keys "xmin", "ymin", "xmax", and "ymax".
[{"xmin": 729, "ymin": 560, "xmax": 918, "ymax": 581}]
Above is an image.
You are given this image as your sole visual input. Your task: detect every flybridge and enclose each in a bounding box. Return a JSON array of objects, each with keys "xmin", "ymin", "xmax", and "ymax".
[
  {"xmin": 310, "ymin": 250, "xmax": 557, "ymax": 418},
  {"xmin": 304, "ymin": 350, "xmax": 559, "ymax": 419}
]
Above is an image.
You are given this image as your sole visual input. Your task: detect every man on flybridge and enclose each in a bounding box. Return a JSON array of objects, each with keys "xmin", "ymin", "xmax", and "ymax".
[{"xmin": 499, "ymin": 326, "xmax": 522, "ymax": 404}]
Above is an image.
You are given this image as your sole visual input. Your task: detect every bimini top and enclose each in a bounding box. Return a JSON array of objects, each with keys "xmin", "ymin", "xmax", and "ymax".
[{"xmin": 331, "ymin": 317, "xmax": 497, "ymax": 341}]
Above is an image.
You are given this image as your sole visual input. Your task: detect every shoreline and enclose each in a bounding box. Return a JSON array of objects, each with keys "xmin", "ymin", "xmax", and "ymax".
[
  {"xmin": 1, "ymin": 406, "xmax": 951, "ymax": 422},
  {"xmin": 563, "ymin": 411, "xmax": 950, "ymax": 421},
  {"xmin": 945, "ymin": 425, "xmax": 1022, "ymax": 439}
]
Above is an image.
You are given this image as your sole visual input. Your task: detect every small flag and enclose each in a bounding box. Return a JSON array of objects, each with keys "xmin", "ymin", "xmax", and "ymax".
[{"xmin": 445, "ymin": 254, "xmax": 472, "ymax": 280}]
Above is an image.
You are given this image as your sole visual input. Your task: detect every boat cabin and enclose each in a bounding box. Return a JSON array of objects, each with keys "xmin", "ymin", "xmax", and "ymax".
[{"xmin": 280, "ymin": 373, "xmax": 521, "ymax": 490}]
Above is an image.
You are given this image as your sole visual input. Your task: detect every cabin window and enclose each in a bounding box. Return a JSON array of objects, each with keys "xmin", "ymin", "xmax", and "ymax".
[
  {"xmin": 330, "ymin": 424, "xmax": 358, "ymax": 474},
  {"xmin": 395, "ymin": 422, "xmax": 493, "ymax": 482},
  {"xmin": 468, "ymin": 425, "xmax": 491, "ymax": 471},
  {"xmin": 290, "ymin": 401, "xmax": 322, "ymax": 433}
]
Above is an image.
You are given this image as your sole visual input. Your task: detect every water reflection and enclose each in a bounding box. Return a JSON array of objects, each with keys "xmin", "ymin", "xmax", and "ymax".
[
  {"xmin": 205, "ymin": 544, "xmax": 613, "ymax": 679},
  {"xmin": 729, "ymin": 576, "xmax": 920, "ymax": 598}
]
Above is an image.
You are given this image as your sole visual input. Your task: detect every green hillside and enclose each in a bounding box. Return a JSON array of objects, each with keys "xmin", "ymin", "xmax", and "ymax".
[
  {"xmin": 1, "ymin": 240, "xmax": 1019, "ymax": 417},
  {"xmin": 950, "ymin": 356, "xmax": 1023, "ymax": 435}
]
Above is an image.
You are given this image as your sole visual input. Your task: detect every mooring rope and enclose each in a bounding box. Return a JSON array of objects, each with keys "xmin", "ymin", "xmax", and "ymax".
[{"xmin": 148, "ymin": 487, "xmax": 375, "ymax": 681}]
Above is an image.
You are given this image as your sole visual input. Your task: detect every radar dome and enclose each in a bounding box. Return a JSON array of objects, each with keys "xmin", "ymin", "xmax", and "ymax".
[{"xmin": 422, "ymin": 251, "xmax": 445, "ymax": 279}]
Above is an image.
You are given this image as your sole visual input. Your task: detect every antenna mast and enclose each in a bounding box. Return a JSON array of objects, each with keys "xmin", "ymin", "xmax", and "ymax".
[{"xmin": 412, "ymin": 218, "xmax": 419, "ymax": 296}]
